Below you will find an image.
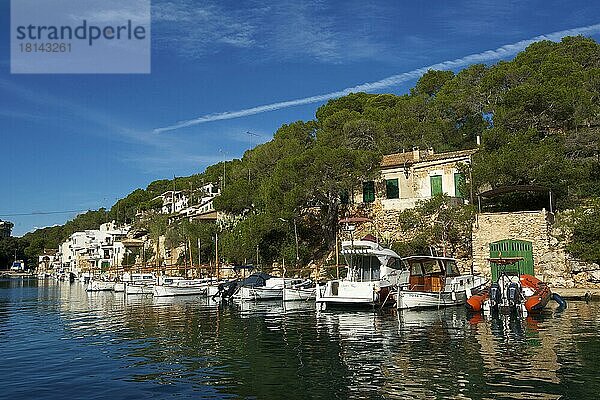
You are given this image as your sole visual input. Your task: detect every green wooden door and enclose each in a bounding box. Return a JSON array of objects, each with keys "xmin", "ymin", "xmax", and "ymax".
[
  {"xmin": 430, "ymin": 175, "xmax": 443, "ymax": 196},
  {"xmin": 489, "ymin": 239, "xmax": 534, "ymax": 281},
  {"xmin": 454, "ymin": 173, "xmax": 465, "ymax": 198}
]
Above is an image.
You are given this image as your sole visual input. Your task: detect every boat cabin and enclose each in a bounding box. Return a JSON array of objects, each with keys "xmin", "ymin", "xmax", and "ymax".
[
  {"xmin": 402, "ymin": 256, "xmax": 460, "ymax": 292},
  {"xmin": 343, "ymin": 247, "xmax": 403, "ymax": 282}
]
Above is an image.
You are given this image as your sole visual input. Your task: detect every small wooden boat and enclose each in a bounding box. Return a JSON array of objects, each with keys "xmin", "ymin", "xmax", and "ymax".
[{"xmin": 396, "ymin": 256, "xmax": 487, "ymax": 310}]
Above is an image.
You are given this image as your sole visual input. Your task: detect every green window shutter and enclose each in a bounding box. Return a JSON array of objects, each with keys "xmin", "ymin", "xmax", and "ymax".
[
  {"xmin": 363, "ymin": 181, "xmax": 375, "ymax": 203},
  {"xmin": 430, "ymin": 175, "xmax": 443, "ymax": 196},
  {"xmin": 454, "ymin": 173, "xmax": 465, "ymax": 198},
  {"xmin": 385, "ymin": 179, "xmax": 399, "ymax": 199}
]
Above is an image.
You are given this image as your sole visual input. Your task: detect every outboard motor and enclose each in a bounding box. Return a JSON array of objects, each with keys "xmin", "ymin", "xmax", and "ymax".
[
  {"xmin": 213, "ymin": 280, "xmax": 239, "ymax": 302},
  {"xmin": 507, "ymin": 282, "xmax": 521, "ymax": 307},
  {"xmin": 489, "ymin": 283, "xmax": 502, "ymax": 308}
]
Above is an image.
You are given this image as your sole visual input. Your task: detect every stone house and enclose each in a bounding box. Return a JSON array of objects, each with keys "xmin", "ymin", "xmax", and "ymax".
[{"xmin": 350, "ymin": 148, "xmax": 476, "ymax": 241}]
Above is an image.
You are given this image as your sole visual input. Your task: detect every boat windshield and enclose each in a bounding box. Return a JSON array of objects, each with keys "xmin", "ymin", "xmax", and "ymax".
[
  {"xmin": 405, "ymin": 258, "xmax": 458, "ymax": 276},
  {"xmin": 345, "ymin": 254, "xmax": 381, "ymax": 282}
]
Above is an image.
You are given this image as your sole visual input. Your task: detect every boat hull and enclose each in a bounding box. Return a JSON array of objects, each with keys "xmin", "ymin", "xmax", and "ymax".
[
  {"xmin": 237, "ymin": 286, "xmax": 283, "ymax": 301},
  {"xmin": 467, "ymin": 274, "xmax": 553, "ymax": 314},
  {"xmin": 153, "ymin": 285, "xmax": 208, "ymax": 297},
  {"xmin": 86, "ymin": 280, "xmax": 115, "ymax": 292},
  {"xmin": 316, "ymin": 281, "xmax": 393, "ymax": 309},
  {"xmin": 283, "ymin": 287, "xmax": 316, "ymax": 302},
  {"xmin": 397, "ymin": 290, "xmax": 467, "ymax": 310},
  {"xmin": 125, "ymin": 283, "xmax": 154, "ymax": 295}
]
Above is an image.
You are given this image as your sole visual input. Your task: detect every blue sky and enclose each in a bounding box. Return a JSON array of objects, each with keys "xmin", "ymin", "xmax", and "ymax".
[{"xmin": 1, "ymin": 0, "xmax": 599, "ymax": 236}]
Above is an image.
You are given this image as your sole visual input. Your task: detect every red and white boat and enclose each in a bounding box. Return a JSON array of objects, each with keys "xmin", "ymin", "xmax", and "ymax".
[{"xmin": 466, "ymin": 257, "xmax": 565, "ymax": 315}]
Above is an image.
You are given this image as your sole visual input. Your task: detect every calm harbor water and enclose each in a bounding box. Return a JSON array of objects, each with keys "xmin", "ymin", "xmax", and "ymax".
[{"xmin": 1, "ymin": 279, "xmax": 599, "ymax": 399}]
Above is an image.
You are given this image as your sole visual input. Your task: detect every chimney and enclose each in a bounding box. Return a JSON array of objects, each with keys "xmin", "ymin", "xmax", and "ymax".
[{"xmin": 412, "ymin": 147, "xmax": 420, "ymax": 161}]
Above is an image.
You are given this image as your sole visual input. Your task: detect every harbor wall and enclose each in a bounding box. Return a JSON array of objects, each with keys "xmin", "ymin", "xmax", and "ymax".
[{"xmin": 471, "ymin": 210, "xmax": 600, "ymax": 288}]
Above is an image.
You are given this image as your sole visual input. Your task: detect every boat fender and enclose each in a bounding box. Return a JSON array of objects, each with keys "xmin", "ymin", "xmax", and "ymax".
[{"xmin": 552, "ymin": 293, "xmax": 567, "ymax": 309}]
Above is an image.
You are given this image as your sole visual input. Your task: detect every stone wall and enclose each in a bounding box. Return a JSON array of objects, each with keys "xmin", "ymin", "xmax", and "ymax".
[
  {"xmin": 346, "ymin": 202, "xmax": 600, "ymax": 288},
  {"xmin": 471, "ymin": 210, "xmax": 588, "ymax": 288}
]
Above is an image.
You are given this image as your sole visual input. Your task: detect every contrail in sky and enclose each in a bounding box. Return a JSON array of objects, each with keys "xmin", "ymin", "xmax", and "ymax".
[{"xmin": 155, "ymin": 23, "xmax": 600, "ymax": 134}]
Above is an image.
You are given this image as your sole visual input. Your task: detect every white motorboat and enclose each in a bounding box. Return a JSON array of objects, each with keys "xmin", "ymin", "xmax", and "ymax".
[
  {"xmin": 86, "ymin": 279, "xmax": 115, "ymax": 292},
  {"xmin": 123, "ymin": 272, "xmax": 156, "ymax": 295},
  {"xmin": 396, "ymin": 256, "xmax": 487, "ymax": 310},
  {"xmin": 316, "ymin": 236, "xmax": 404, "ymax": 309},
  {"xmin": 153, "ymin": 277, "xmax": 209, "ymax": 297},
  {"xmin": 283, "ymin": 279, "xmax": 316, "ymax": 301},
  {"xmin": 236, "ymin": 277, "xmax": 306, "ymax": 301}
]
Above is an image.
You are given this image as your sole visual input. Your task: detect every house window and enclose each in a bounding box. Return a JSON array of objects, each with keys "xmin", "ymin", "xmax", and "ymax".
[
  {"xmin": 363, "ymin": 181, "xmax": 375, "ymax": 203},
  {"xmin": 454, "ymin": 173, "xmax": 465, "ymax": 198},
  {"xmin": 430, "ymin": 175, "xmax": 443, "ymax": 196},
  {"xmin": 385, "ymin": 179, "xmax": 399, "ymax": 199}
]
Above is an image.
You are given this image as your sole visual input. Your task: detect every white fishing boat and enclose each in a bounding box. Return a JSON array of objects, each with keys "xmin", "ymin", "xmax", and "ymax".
[
  {"xmin": 396, "ymin": 255, "xmax": 487, "ymax": 310},
  {"xmin": 153, "ymin": 277, "xmax": 209, "ymax": 297},
  {"xmin": 86, "ymin": 279, "xmax": 115, "ymax": 292},
  {"xmin": 283, "ymin": 279, "xmax": 316, "ymax": 301},
  {"xmin": 237, "ymin": 277, "xmax": 283, "ymax": 300},
  {"xmin": 316, "ymin": 236, "xmax": 404, "ymax": 309},
  {"xmin": 236, "ymin": 277, "xmax": 306, "ymax": 301},
  {"xmin": 123, "ymin": 272, "xmax": 156, "ymax": 295}
]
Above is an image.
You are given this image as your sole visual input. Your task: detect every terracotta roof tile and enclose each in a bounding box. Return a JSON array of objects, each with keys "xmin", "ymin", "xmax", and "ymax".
[{"xmin": 381, "ymin": 148, "xmax": 478, "ymax": 168}]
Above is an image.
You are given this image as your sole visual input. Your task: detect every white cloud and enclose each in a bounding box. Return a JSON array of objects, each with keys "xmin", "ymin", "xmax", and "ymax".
[{"xmin": 155, "ymin": 23, "xmax": 600, "ymax": 133}]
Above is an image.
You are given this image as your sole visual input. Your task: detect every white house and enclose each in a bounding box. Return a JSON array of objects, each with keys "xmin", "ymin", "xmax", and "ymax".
[
  {"xmin": 361, "ymin": 148, "xmax": 476, "ymax": 212},
  {"xmin": 57, "ymin": 222, "xmax": 130, "ymax": 276},
  {"xmin": 154, "ymin": 191, "xmax": 189, "ymax": 214}
]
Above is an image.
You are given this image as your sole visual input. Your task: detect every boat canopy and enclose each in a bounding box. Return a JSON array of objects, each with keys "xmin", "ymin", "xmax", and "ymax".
[
  {"xmin": 240, "ymin": 272, "xmax": 273, "ymax": 288},
  {"xmin": 402, "ymin": 256, "xmax": 459, "ymax": 276}
]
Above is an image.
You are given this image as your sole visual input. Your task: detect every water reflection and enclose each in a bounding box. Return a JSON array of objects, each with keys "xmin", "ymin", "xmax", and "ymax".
[{"xmin": 1, "ymin": 280, "xmax": 600, "ymax": 399}]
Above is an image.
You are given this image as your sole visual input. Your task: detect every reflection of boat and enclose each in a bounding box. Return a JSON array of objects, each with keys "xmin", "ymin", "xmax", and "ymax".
[
  {"xmin": 397, "ymin": 307, "xmax": 468, "ymax": 339},
  {"xmin": 152, "ymin": 293, "xmax": 210, "ymax": 306},
  {"xmin": 153, "ymin": 277, "xmax": 209, "ymax": 297},
  {"xmin": 316, "ymin": 236, "xmax": 403, "ymax": 309},
  {"xmin": 396, "ymin": 256, "xmax": 486, "ymax": 310},
  {"xmin": 466, "ymin": 258, "xmax": 565, "ymax": 315}
]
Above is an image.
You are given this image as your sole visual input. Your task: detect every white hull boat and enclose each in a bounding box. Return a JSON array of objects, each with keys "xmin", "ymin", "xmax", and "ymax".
[
  {"xmin": 86, "ymin": 280, "xmax": 115, "ymax": 292},
  {"xmin": 237, "ymin": 286, "xmax": 283, "ymax": 301},
  {"xmin": 283, "ymin": 287, "xmax": 316, "ymax": 301},
  {"xmin": 153, "ymin": 278, "xmax": 209, "ymax": 297},
  {"xmin": 125, "ymin": 283, "xmax": 154, "ymax": 295},
  {"xmin": 396, "ymin": 256, "xmax": 487, "ymax": 310},
  {"xmin": 316, "ymin": 237, "xmax": 403, "ymax": 310},
  {"xmin": 121, "ymin": 273, "xmax": 156, "ymax": 295},
  {"xmin": 396, "ymin": 290, "xmax": 467, "ymax": 309}
]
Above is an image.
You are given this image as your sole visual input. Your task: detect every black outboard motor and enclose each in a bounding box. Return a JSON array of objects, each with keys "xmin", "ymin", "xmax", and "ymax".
[
  {"xmin": 213, "ymin": 280, "xmax": 239, "ymax": 302},
  {"xmin": 507, "ymin": 282, "xmax": 521, "ymax": 307},
  {"xmin": 489, "ymin": 283, "xmax": 502, "ymax": 308}
]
